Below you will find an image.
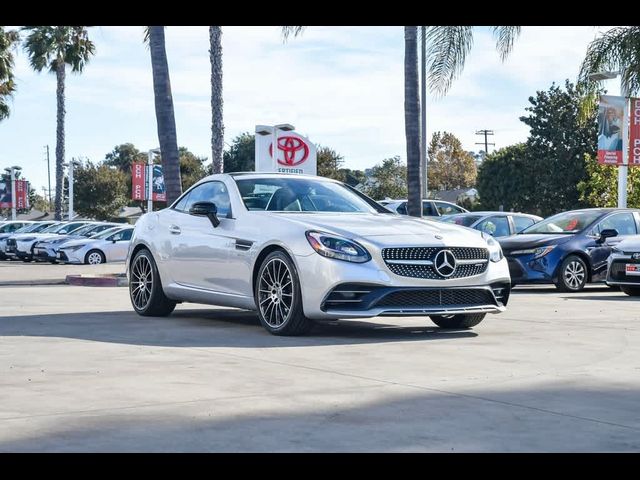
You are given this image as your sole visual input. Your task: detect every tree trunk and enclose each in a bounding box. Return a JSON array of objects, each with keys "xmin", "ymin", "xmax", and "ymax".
[
  {"xmin": 148, "ymin": 26, "xmax": 182, "ymax": 205},
  {"xmin": 55, "ymin": 61, "xmax": 65, "ymax": 221},
  {"xmin": 404, "ymin": 26, "xmax": 422, "ymax": 217},
  {"xmin": 209, "ymin": 26, "xmax": 224, "ymax": 174}
]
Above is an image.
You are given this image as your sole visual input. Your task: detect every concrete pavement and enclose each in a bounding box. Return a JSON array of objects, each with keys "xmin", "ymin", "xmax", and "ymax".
[{"xmin": 0, "ymin": 283, "xmax": 639, "ymax": 452}]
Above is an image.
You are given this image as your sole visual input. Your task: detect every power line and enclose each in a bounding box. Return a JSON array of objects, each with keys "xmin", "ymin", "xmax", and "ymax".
[{"xmin": 475, "ymin": 129, "xmax": 495, "ymax": 155}]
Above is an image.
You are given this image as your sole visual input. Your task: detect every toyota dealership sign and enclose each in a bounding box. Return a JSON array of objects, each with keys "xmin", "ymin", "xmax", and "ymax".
[{"xmin": 255, "ymin": 126, "xmax": 317, "ymax": 175}]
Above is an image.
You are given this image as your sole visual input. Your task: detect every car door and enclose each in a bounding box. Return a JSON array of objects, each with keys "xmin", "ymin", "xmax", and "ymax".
[
  {"xmin": 588, "ymin": 212, "xmax": 639, "ymax": 279},
  {"xmin": 165, "ymin": 181, "xmax": 237, "ymax": 293},
  {"xmin": 104, "ymin": 229, "xmax": 133, "ymax": 262}
]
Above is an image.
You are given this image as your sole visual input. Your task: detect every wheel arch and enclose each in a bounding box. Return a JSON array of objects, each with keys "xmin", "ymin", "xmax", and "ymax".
[
  {"xmin": 85, "ymin": 248, "xmax": 107, "ymax": 264},
  {"xmin": 251, "ymin": 243, "xmax": 297, "ymax": 295},
  {"xmin": 554, "ymin": 250, "xmax": 593, "ymax": 283}
]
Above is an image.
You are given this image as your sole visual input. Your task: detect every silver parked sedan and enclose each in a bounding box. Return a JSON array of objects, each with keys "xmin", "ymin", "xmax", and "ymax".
[
  {"xmin": 127, "ymin": 173, "xmax": 511, "ymax": 336},
  {"xmin": 606, "ymin": 235, "xmax": 640, "ymax": 296},
  {"xmin": 58, "ymin": 226, "xmax": 134, "ymax": 264}
]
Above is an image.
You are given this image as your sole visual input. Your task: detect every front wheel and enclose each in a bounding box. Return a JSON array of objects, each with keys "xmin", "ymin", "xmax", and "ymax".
[
  {"xmin": 430, "ymin": 313, "xmax": 486, "ymax": 329},
  {"xmin": 255, "ymin": 250, "xmax": 314, "ymax": 336},
  {"xmin": 129, "ymin": 249, "xmax": 176, "ymax": 317},
  {"xmin": 554, "ymin": 255, "xmax": 587, "ymax": 292},
  {"xmin": 621, "ymin": 286, "xmax": 640, "ymax": 296},
  {"xmin": 85, "ymin": 249, "xmax": 106, "ymax": 265}
]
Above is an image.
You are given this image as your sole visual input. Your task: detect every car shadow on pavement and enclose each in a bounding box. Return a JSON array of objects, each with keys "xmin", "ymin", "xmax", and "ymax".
[
  {"xmin": 0, "ymin": 309, "xmax": 477, "ymax": 348},
  {"xmin": 511, "ymin": 286, "xmax": 613, "ymax": 294},
  {"xmin": 560, "ymin": 295, "xmax": 638, "ymax": 302}
]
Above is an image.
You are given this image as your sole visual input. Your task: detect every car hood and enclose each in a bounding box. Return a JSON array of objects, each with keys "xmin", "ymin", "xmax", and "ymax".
[
  {"xmin": 10, "ymin": 233, "xmax": 58, "ymax": 241},
  {"xmin": 271, "ymin": 212, "xmax": 485, "ymax": 247},
  {"xmin": 499, "ymin": 233, "xmax": 573, "ymax": 251},
  {"xmin": 616, "ymin": 235, "xmax": 640, "ymax": 252},
  {"xmin": 59, "ymin": 238, "xmax": 96, "ymax": 249},
  {"xmin": 37, "ymin": 234, "xmax": 81, "ymax": 245}
]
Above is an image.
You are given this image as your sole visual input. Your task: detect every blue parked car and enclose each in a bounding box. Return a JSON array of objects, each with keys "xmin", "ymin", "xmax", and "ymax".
[{"xmin": 498, "ymin": 208, "xmax": 640, "ymax": 291}]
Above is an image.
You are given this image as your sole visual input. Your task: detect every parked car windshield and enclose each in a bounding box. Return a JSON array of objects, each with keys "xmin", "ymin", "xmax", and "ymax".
[
  {"xmin": 236, "ymin": 177, "xmax": 377, "ymax": 213},
  {"xmin": 442, "ymin": 214, "xmax": 483, "ymax": 227},
  {"xmin": 19, "ymin": 222, "xmax": 56, "ymax": 234},
  {"xmin": 520, "ymin": 211, "xmax": 602, "ymax": 234},
  {"xmin": 92, "ymin": 227, "xmax": 127, "ymax": 240}
]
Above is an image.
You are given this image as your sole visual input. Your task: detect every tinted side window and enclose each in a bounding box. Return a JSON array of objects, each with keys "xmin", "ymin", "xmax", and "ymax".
[
  {"xmin": 119, "ymin": 230, "xmax": 133, "ymax": 241},
  {"xmin": 184, "ymin": 182, "xmax": 231, "ymax": 217},
  {"xmin": 422, "ymin": 201, "xmax": 438, "ymax": 216},
  {"xmin": 396, "ymin": 203, "xmax": 408, "ymax": 215},
  {"xmin": 513, "ymin": 216, "xmax": 535, "ymax": 233},
  {"xmin": 173, "ymin": 191, "xmax": 192, "ymax": 212},
  {"xmin": 598, "ymin": 213, "xmax": 637, "ymax": 236},
  {"xmin": 477, "ymin": 216, "xmax": 511, "ymax": 237},
  {"xmin": 435, "ymin": 201, "xmax": 464, "ymax": 215}
]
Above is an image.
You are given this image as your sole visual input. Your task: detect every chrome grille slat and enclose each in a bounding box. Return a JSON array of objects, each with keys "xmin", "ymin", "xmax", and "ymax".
[{"xmin": 381, "ymin": 247, "xmax": 489, "ymax": 279}]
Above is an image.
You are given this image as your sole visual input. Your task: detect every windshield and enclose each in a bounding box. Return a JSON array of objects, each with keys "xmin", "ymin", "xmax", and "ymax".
[
  {"xmin": 93, "ymin": 227, "xmax": 125, "ymax": 240},
  {"xmin": 521, "ymin": 211, "xmax": 602, "ymax": 234},
  {"xmin": 18, "ymin": 222, "xmax": 55, "ymax": 233},
  {"xmin": 40, "ymin": 223, "xmax": 68, "ymax": 233},
  {"xmin": 70, "ymin": 224, "xmax": 99, "ymax": 236},
  {"xmin": 443, "ymin": 214, "xmax": 483, "ymax": 227},
  {"xmin": 84, "ymin": 224, "xmax": 117, "ymax": 237},
  {"xmin": 235, "ymin": 177, "xmax": 378, "ymax": 213}
]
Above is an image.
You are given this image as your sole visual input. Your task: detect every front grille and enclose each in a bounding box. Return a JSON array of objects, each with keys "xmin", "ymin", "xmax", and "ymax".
[
  {"xmin": 507, "ymin": 258, "xmax": 525, "ymax": 279},
  {"xmin": 6, "ymin": 239, "xmax": 16, "ymax": 252},
  {"xmin": 59, "ymin": 251, "xmax": 69, "ymax": 262},
  {"xmin": 376, "ymin": 288, "xmax": 496, "ymax": 308},
  {"xmin": 382, "ymin": 247, "xmax": 489, "ymax": 279},
  {"xmin": 610, "ymin": 260, "xmax": 640, "ymax": 282}
]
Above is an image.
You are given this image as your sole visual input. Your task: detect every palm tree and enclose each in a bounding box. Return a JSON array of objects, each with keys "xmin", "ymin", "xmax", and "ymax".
[
  {"xmin": 22, "ymin": 26, "xmax": 95, "ymax": 220},
  {"xmin": 0, "ymin": 27, "xmax": 19, "ymax": 122},
  {"xmin": 209, "ymin": 26, "xmax": 224, "ymax": 174},
  {"xmin": 405, "ymin": 27, "xmax": 422, "ymax": 217},
  {"xmin": 578, "ymin": 27, "xmax": 640, "ymax": 96},
  {"xmin": 145, "ymin": 26, "xmax": 182, "ymax": 204}
]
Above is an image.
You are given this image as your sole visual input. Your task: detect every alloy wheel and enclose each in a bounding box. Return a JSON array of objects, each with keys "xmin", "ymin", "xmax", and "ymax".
[
  {"xmin": 87, "ymin": 252, "xmax": 103, "ymax": 265},
  {"xmin": 564, "ymin": 260, "xmax": 585, "ymax": 289},
  {"xmin": 258, "ymin": 258, "xmax": 294, "ymax": 328},
  {"xmin": 131, "ymin": 254, "xmax": 153, "ymax": 311}
]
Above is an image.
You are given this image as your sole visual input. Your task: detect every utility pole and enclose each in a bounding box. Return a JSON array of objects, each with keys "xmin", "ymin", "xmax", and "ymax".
[
  {"xmin": 475, "ymin": 130, "xmax": 495, "ymax": 158},
  {"xmin": 420, "ymin": 26, "xmax": 428, "ymax": 199},
  {"xmin": 44, "ymin": 145, "xmax": 52, "ymax": 209}
]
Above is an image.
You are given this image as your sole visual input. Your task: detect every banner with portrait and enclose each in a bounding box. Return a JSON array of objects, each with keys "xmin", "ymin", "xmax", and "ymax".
[{"xmin": 597, "ymin": 95, "xmax": 626, "ymax": 165}]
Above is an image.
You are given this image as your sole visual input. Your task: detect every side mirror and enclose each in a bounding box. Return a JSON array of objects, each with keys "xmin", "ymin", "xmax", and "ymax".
[
  {"xmin": 190, "ymin": 201, "xmax": 220, "ymax": 228},
  {"xmin": 598, "ymin": 228, "xmax": 618, "ymax": 243},
  {"xmin": 112, "ymin": 239, "xmax": 117, "ymax": 243}
]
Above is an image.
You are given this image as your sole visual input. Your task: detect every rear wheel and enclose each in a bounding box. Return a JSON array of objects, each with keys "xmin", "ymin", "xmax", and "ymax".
[
  {"xmin": 255, "ymin": 250, "xmax": 314, "ymax": 336},
  {"xmin": 430, "ymin": 313, "xmax": 486, "ymax": 329},
  {"xmin": 129, "ymin": 249, "xmax": 176, "ymax": 317},
  {"xmin": 621, "ymin": 286, "xmax": 640, "ymax": 296},
  {"xmin": 554, "ymin": 255, "xmax": 587, "ymax": 292}
]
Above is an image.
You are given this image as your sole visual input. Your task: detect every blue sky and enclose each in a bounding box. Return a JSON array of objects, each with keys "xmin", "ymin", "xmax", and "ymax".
[{"xmin": 0, "ymin": 26, "xmax": 620, "ymax": 195}]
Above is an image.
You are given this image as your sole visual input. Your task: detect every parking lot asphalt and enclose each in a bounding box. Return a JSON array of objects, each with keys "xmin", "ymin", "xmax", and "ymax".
[
  {"xmin": 0, "ymin": 261, "xmax": 124, "ymax": 285},
  {"xmin": 0, "ymin": 276, "xmax": 638, "ymax": 451}
]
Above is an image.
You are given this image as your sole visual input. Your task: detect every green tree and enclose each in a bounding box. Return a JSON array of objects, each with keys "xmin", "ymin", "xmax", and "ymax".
[
  {"xmin": 74, "ymin": 161, "xmax": 128, "ymax": 220},
  {"xmin": 427, "ymin": 131, "xmax": 477, "ymax": 191},
  {"xmin": 578, "ymin": 154, "xmax": 640, "ymax": 208},
  {"xmin": 317, "ymin": 146, "xmax": 345, "ymax": 181},
  {"xmin": 520, "ymin": 80, "xmax": 596, "ymax": 216},
  {"xmin": 104, "ymin": 143, "xmax": 147, "ymax": 174},
  {"xmin": 146, "ymin": 26, "xmax": 182, "ymax": 204},
  {"xmin": 579, "ymin": 26, "xmax": 640, "ymax": 96},
  {"xmin": 209, "ymin": 26, "xmax": 224, "ymax": 174},
  {"xmin": 339, "ymin": 168, "xmax": 366, "ymax": 187},
  {"xmin": 22, "ymin": 26, "xmax": 95, "ymax": 221},
  {"xmin": 223, "ymin": 132, "xmax": 255, "ymax": 172},
  {"xmin": 0, "ymin": 27, "xmax": 19, "ymax": 121},
  {"xmin": 179, "ymin": 147, "xmax": 207, "ymax": 190},
  {"xmin": 360, "ymin": 156, "xmax": 407, "ymax": 200},
  {"xmin": 476, "ymin": 143, "xmax": 535, "ymax": 212}
]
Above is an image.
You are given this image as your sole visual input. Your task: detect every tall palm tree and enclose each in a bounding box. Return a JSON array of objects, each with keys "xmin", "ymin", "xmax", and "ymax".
[
  {"xmin": 0, "ymin": 27, "xmax": 19, "ymax": 122},
  {"xmin": 405, "ymin": 27, "xmax": 422, "ymax": 217},
  {"xmin": 145, "ymin": 26, "xmax": 182, "ymax": 204},
  {"xmin": 209, "ymin": 26, "xmax": 223, "ymax": 174},
  {"xmin": 22, "ymin": 26, "xmax": 95, "ymax": 220}
]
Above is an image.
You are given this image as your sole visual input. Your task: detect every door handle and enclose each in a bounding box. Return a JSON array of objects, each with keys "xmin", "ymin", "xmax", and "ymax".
[{"xmin": 169, "ymin": 225, "xmax": 181, "ymax": 235}]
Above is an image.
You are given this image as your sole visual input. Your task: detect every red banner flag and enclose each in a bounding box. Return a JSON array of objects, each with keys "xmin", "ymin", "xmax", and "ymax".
[
  {"xmin": 15, "ymin": 180, "xmax": 27, "ymax": 210},
  {"xmin": 132, "ymin": 162, "xmax": 146, "ymax": 200},
  {"xmin": 630, "ymin": 97, "xmax": 640, "ymax": 167}
]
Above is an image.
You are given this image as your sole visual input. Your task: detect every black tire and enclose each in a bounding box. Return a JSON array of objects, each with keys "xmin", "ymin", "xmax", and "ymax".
[
  {"xmin": 621, "ymin": 286, "xmax": 640, "ymax": 296},
  {"xmin": 554, "ymin": 254, "xmax": 588, "ymax": 292},
  {"xmin": 85, "ymin": 249, "xmax": 106, "ymax": 265},
  {"xmin": 430, "ymin": 313, "xmax": 486, "ymax": 329},
  {"xmin": 129, "ymin": 248, "xmax": 176, "ymax": 317},
  {"xmin": 254, "ymin": 250, "xmax": 314, "ymax": 336},
  {"xmin": 22, "ymin": 258, "xmax": 31, "ymax": 263}
]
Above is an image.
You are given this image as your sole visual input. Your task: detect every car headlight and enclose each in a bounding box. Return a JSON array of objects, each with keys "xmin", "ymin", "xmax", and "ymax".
[
  {"xmin": 511, "ymin": 245, "xmax": 556, "ymax": 259},
  {"xmin": 62, "ymin": 245, "xmax": 85, "ymax": 252},
  {"xmin": 482, "ymin": 233, "xmax": 504, "ymax": 262},
  {"xmin": 305, "ymin": 231, "xmax": 371, "ymax": 263}
]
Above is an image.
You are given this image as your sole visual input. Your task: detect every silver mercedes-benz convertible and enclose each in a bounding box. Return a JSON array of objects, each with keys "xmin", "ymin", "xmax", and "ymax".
[{"xmin": 127, "ymin": 173, "xmax": 511, "ymax": 335}]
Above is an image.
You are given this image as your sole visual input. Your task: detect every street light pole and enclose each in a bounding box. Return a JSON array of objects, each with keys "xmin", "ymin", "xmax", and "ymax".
[
  {"xmin": 4, "ymin": 166, "xmax": 21, "ymax": 220},
  {"xmin": 147, "ymin": 148, "xmax": 161, "ymax": 213},
  {"xmin": 619, "ymin": 76, "xmax": 629, "ymax": 208},
  {"xmin": 65, "ymin": 160, "xmax": 80, "ymax": 220}
]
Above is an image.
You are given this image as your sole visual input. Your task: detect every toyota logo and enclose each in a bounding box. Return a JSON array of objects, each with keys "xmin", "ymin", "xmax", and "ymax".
[
  {"xmin": 633, "ymin": 253, "xmax": 640, "ymax": 260},
  {"xmin": 269, "ymin": 136, "xmax": 310, "ymax": 166},
  {"xmin": 434, "ymin": 249, "xmax": 457, "ymax": 278}
]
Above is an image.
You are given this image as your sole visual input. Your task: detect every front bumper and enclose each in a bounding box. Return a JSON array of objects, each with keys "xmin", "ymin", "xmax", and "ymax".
[
  {"xmin": 606, "ymin": 253, "xmax": 640, "ymax": 286},
  {"xmin": 57, "ymin": 249, "xmax": 84, "ymax": 264},
  {"xmin": 505, "ymin": 251, "xmax": 560, "ymax": 284},
  {"xmin": 294, "ymin": 251, "xmax": 511, "ymax": 320},
  {"xmin": 33, "ymin": 246, "xmax": 59, "ymax": 262}
]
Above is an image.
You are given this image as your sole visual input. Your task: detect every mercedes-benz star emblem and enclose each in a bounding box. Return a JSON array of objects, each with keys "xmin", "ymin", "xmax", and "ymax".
[{"xmin": 434, "ymin": 249, "xmax": 457, "ymax": 278}]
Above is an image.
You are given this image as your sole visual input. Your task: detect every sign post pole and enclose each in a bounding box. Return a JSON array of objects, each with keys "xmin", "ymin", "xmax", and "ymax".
[
  {"xmin": 10, "ymin": 167, "xmax": 16, "ymax": 220},
  {"xmin": 147, "ymin": 151, "xmax": 154, "ymax": 213}
]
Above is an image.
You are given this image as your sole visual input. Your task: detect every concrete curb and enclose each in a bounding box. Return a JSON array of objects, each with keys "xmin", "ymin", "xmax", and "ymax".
[
  {"xmin": 65, "ymin": 274, "xmax": 128, "ymax": 287},
  {"xmin": 0, "ymin": 279, "xmax": 67, "ymax": 286}
]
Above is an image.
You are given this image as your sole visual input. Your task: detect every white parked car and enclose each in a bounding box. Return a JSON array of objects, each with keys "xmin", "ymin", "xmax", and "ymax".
[
  {"xmin": 58, "ymin": 226, "xmax": 134, "ymax": 264},
  {"xmin": 382, "ymin": 199, "xmax": 469, "ymax": 217},
  {"xmin": 127, "ymin": 173, "xmax": 511, "ymax": 336},
  {"xmin": 33, "ymin": 222, "xmax": 120, "ymax": 263},
  {"xmin": 606, "ymin": 235, "xmax": 640, "ymax": 296},
  {"xmin": 3, "ymin": 221, "xmax": 63, "ymax": 261}
]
